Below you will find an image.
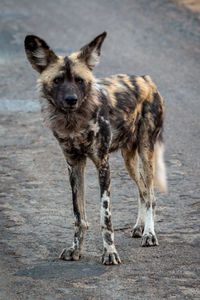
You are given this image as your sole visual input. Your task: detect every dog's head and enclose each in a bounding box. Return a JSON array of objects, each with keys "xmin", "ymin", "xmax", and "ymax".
[{"xmin": 24, "ymin": 32, "xmax": 107, "ymax": 112}]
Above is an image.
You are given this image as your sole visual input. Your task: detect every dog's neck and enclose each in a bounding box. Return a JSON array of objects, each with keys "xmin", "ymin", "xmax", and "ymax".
[{"xmin": 40, "ymin": 84, "xmax": 100, "ymax": 137}]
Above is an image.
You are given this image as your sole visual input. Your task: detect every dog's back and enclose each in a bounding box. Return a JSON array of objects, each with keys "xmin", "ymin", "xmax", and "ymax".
[{"xmin": 97, "ymin": 74, "xmax": 164, "ymax": 155}]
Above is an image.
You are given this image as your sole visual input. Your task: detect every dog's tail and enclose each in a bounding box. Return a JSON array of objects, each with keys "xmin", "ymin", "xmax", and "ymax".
[{"xmin": 154, "ymin": 134, "xmax": 167, "ymax": 193}]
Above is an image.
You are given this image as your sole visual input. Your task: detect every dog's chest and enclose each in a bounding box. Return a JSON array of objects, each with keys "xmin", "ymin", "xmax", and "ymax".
[{"xmin": 56, "ymin": 120, "xmax": 100, "ymax": 157}]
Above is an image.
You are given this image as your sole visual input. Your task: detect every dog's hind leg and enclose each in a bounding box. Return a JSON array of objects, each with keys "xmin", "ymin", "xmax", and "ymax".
[
  {"xmin": 121, "ymin": 148, "xmax": 146, "ymax": 238},
  {"xmin": 138, "ymin": 127, "xmax": 159, "ymax": 247},
  {"xmin": 60, "ymin": 157, "xmax": 88, "ymax": 261}
]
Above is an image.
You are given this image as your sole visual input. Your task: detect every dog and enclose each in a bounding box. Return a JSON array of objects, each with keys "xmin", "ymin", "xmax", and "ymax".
[{"xmin": 24, "ymin": 32, "xmax": 167, "ymax": 265}]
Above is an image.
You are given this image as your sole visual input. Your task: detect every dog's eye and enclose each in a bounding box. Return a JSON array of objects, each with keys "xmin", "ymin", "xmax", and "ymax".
[
  {"xmin": 75, "ymin": 77, "xmax": 84, "ymax": 84},
  {"xmin": 53, "ymin": 77, "xmax": 63, "ymax": 85}
]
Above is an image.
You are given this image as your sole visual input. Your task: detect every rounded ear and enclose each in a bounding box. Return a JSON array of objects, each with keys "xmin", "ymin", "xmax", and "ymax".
[
  {"xmin": 24, "ymin": 35, "xmax": 58, "ymax": 73},
  {"xmin": 78, "ymin": 32, "xmax": 107, "ymax": 70}
]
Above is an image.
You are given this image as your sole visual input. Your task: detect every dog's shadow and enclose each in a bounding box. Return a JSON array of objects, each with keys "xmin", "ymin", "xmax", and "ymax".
[{"xmin": 14, "ymin": 259, "xmax": 107, "ymax": 280}]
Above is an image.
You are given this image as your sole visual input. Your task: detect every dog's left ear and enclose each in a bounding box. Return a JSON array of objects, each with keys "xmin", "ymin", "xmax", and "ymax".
[{"xmin": 78, "ymin": 32, "xmax": 107, "ymax": 70}]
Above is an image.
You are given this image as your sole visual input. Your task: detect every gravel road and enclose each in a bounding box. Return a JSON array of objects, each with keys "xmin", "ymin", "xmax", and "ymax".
[{"xmin": 0, "ymin": 0, "xmax": 200, "ymax": 299}]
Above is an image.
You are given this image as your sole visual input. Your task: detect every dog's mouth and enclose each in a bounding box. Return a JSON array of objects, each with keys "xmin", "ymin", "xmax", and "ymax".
[
  {"xmin": 60, "ymin": 105, "xmax": 78, "ymax": 113},
  {"xmin": 53, "ymin": 99, "xmax": 80, "ymax": 113}
]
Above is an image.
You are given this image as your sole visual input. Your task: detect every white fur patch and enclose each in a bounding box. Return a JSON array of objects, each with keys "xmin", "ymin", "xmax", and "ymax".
[
  {"xmin": 143, "ymin": 206, "xmax": 155, "ymax": 235},
  {"xmin": 135, "ymin": 199, "xmax": 146, "ymax": 227},
  {"xmin": 154, "ymin": 141, "xmax": 167, "ymax": 193},
  {"xmin": 36, "ymin": 78, "xmax": 42, "ymax": 93},
  {"xmin": 100, "ymin": 191, "xmax": 110, "ymax": 228},
  {"xmin": 103, "ymin": 231, "xmax": 116, "ymax": 252},
  {"xmin": 100, "ymin": 116, "xmax": 109, "ymax": 124},
  {"xmin": 33, "ymin": 49, "xmax": 47, "ymax": 66},
  {"xmin": 87, "ymin": 51, "xmax": 99, "ymax": 68},
  {"xmin": 101, "ymin": 191, "xmax": 109, "ymax": 202},
  {"xmin": 93, "ymin": 82, "xmax": 107, "ymax": 96},
  {"xmin": 93, "ymin": 82, "xmax": 101, "ymax": 91},
  {"xmin": 66, "ymin": 161, "xmax": 72, "ymax": 172}
]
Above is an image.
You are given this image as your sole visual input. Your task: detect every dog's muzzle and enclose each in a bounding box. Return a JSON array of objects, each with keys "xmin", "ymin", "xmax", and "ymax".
[{"xmin": 64, "ymin": 93, "xmax": 78, "ymax": 108}]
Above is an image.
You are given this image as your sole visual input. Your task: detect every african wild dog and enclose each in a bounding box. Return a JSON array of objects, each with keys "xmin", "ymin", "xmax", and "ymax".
[{"xmin": 24, "ymin": 32, "xmax": 167, "ymax": 265}]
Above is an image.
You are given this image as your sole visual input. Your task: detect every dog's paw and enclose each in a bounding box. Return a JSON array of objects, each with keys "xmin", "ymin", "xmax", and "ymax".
[
  {"xmin": 59, "ymin": 247, "xmax": 81, "ymax": 261},
  {"xmin": 131, "ymin": 225, "xmax": 144, "ymax": 238},
  {"xmin": 141, "ymin": 233, "xmax": 159, "ymax": 247},
  {"xmin": 102, "ymin": 249, "xmax": 121, "ymax": 265}
]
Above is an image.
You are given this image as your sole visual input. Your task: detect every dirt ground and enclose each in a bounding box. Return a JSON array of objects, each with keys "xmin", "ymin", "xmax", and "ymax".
[{"xmin": 0, "ymin": 0, "xmax": 200, "ymax": 299}]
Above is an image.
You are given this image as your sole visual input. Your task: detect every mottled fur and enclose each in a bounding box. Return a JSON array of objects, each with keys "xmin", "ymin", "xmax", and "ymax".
[{"xmin": 24, "ymin": 32, "xmax": 167, "ymax": 265}]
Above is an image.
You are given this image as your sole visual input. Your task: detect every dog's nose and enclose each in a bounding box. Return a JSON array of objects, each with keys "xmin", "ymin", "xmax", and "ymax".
[{"xmin": 64, "ymin": 94, "xmax": 77, "ymax": 106}]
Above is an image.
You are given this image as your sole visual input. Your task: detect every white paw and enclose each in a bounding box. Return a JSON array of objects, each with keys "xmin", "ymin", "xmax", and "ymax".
[{"xmin": 141, "ymin": 233, "xmax": 159, "ymax": 247}]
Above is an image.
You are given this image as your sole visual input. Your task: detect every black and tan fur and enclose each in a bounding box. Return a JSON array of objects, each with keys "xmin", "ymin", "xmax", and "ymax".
[{"xmin": 24, "ymin": 32, "xmax": 167, "ymax": 265}]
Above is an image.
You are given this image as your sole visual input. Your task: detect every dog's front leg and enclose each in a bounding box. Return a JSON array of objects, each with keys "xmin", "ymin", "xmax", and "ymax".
[
  {"xmin": 60, "ymin": 158, "xmax": 88, "ymax": 261},
  {"xmin": 95, "ymin": 155, "xmax": 121, "ymax": 265}
]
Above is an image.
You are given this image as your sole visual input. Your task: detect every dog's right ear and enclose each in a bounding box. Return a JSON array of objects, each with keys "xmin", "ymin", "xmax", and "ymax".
[{"xmin": 24, "ymin": 35, "xmax": 58, "ymax": 73}]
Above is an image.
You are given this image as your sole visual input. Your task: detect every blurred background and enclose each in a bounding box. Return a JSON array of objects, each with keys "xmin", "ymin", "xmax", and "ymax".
[{"xmin": 0, "ymin": 0, "xmax": 200, "ymax": 159}]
